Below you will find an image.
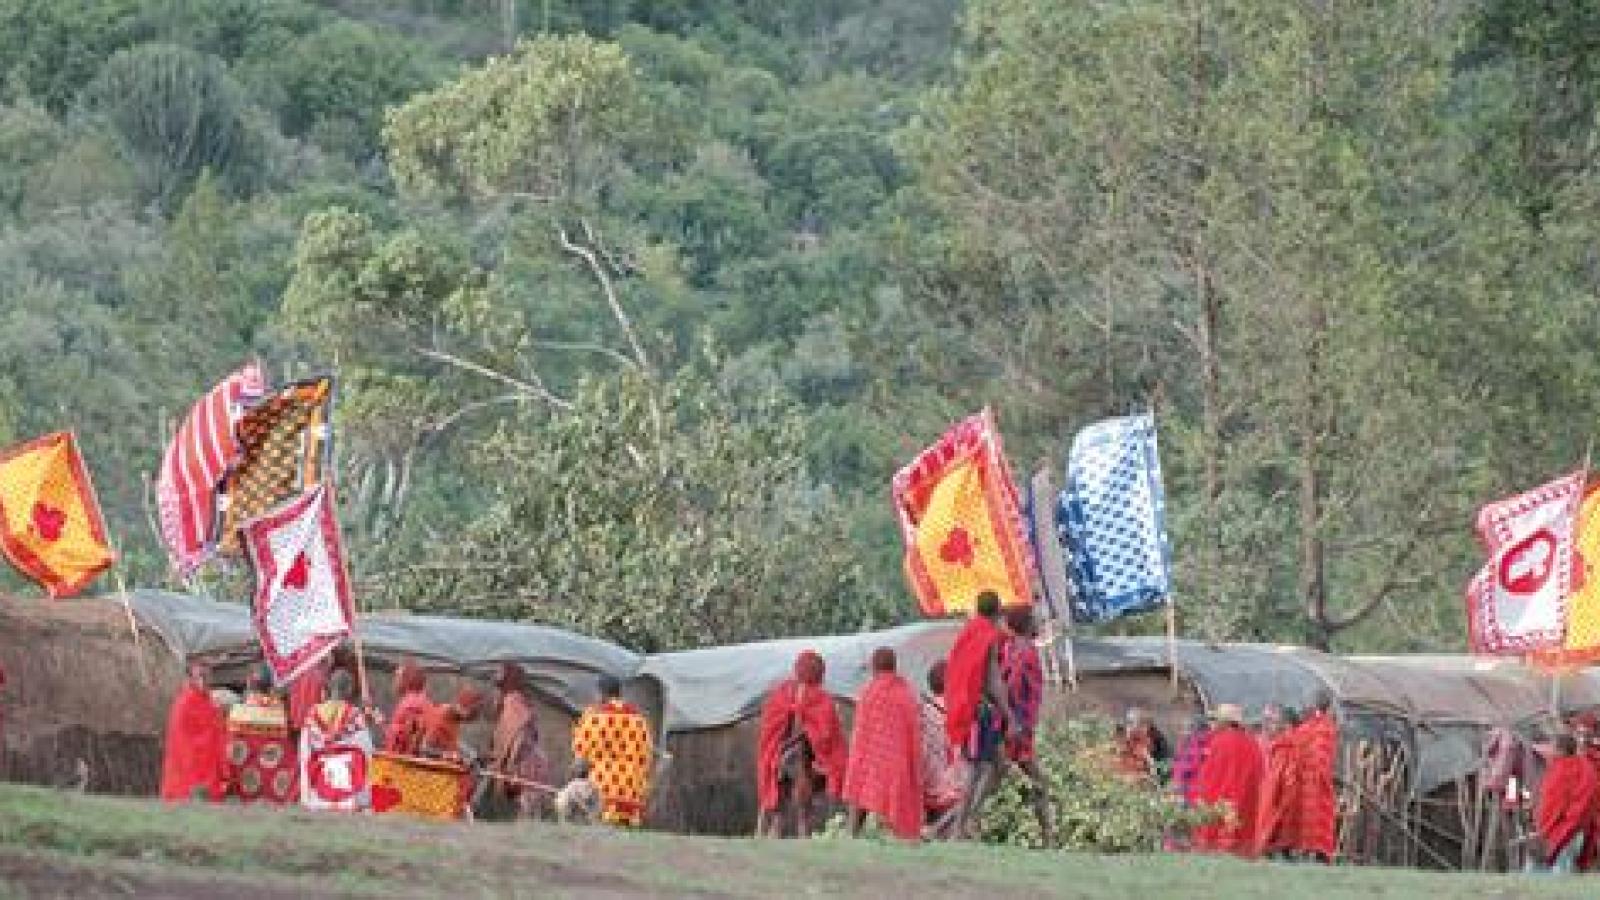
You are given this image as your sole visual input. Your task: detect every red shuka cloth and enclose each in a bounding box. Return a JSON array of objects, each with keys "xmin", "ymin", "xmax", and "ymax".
[
  {"xmin": 385, "ymin": 690, "xmax": 431, "ymax": 754},
  {"xmin": 1538, "ymin": 755, "xmax": 1599, "ymax": 865},
  {"xmin": 842, "ymin": 672, "xmax": 925, "ymax": 841},
  {"xmin": 160, "ymin": 683, "xmax": 226, "ymax": 802},
  {"xmin": 1581, "ymin": 747, "xmax": 1600, "ymax": 872},
  {"xmin": 756, "ymin": 678, "xmax": 848, "ymax": 811},
  {"xmin": 288, "ymin": 657, "xmax": 331, "ymax": 731},
  {"xmin": 1295, "ymin": 713, "xmax": 1339, "ymax": 858},
  {"xmin": 944, "ymin": 616, "xmax": 1001, "ymax": 747},
  {"xmin": 1253, "ymin": 731, "xmax": 1302, "ymax": 855},
  {"xmin": 1193, "ymin": 725, "xmax": 1264, "ymax": 856}
]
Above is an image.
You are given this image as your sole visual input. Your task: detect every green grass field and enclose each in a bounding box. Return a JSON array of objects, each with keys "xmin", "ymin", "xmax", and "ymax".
[{"xmin": 0, "ymin": 784, "xmax": 1592, "ymax": 898}]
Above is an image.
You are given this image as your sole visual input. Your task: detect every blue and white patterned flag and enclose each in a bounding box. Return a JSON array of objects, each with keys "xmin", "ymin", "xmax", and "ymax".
[{"xmin": 1057, "ymin": 414, "xmax": 1171, "ymax": 624}]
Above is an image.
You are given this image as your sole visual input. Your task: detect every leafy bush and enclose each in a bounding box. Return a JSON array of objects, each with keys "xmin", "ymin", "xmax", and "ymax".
[{"xmin": 980, "ymin": 718, "xmax": 1214, "ymax": 852}]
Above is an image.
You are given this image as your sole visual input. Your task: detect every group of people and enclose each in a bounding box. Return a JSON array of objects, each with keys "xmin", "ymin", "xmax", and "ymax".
[
  {"xmin": 158, "ymin": 654, "xmax": 654, "ymax": 826},
  {"xmin": 1530, "ymin": 715, "xmax": 1600, "ymax": 875},
  {"xmin": 756, "ymin": 591, "xmax": 1054, "ymax": 842},
  {"xmin": 1155, "ymin": 697, "xmax": 1339, "ymax": 860}
]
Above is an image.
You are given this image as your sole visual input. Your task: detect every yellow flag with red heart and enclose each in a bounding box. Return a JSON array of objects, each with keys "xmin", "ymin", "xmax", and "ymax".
[{"xmin": 0, "ymin": 431, "xmax": 116, "ymax": 598}]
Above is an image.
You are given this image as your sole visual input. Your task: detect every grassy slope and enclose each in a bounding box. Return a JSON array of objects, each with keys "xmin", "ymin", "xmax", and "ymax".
[{"xmin": 0, "ymin": 784, "xmax": 1590, "ymax": 899}]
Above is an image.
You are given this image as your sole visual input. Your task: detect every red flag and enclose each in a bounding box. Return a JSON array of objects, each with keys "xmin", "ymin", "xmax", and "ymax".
[
  {"xmin": 1467, "ymin": 471, "xmax": 1585, "ymax": 654},
  {"xmin": 242, "ymin": 485, "xmax": 354, "ymax": 685},
  {"xmin": 157, "ymin": 363, "xmax": 266, "ymax": 575}
]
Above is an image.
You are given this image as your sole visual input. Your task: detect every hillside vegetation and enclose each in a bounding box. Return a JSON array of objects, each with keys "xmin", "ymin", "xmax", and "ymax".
[{"xmin": 1, "ymin": 1, "xmax": 1596, "ymax": 653}]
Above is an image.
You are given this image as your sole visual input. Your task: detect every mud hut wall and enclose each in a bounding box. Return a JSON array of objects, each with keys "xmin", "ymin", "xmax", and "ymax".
[{"xmin": 0, "ymin": 600, "xmax": 181, "ymax": 795}]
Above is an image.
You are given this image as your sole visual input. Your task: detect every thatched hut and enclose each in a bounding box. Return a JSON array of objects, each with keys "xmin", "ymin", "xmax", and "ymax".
[{"xmin": 0, "ymin": 590, "xmax": 661, "ymax": 805}]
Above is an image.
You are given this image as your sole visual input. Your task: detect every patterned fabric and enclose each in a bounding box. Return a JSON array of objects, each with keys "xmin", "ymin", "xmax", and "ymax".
[
  {"xmin": 0, "ymin": 431, "xmax": 114, "ymax": 598},
  {"xmin": 370, "ymin": 752, "xmax": 472, "ymax": 820},
  {"xmin": 892, "ymin": 409, "xmax": 1034, "ymax": 617},
  {"xmin": 842, "ymin": 672, "xmax": 924, "ymax": 840},
  {"xmin": 999, "ymin": 636, "xmax": 1042, "ymax": 762},
  {"xmin": 1467, "ymin": 471, "xmax": 1585, "ymax": 654},
  {"xmin": 1173, "ymin": 729, "xmax": 1212, "ymax": 807},
  {"xmin": 241, "ymin": 485, "xmax": 354, "ymax": 686},
  {"xmin": 1254, "ymin": 732, "xmax": 1303, "ymax": 855},
  {"xmin": 1024, "ymin": 467, "xmax": 1074, "ymax": 626},
  {"xmin": 214, "ymin": 377, "xmax": 332, "ymax": 559},
  {"xmin": 1532, "ymin": 486, "xmax": 1600, "ymax": 668},
  {"xmin": 572, "ymin": 700, "xmax": 654, "ymax": 827},
  {"xmin": 224, "ymin": 698, "xmax": 297, "ymax": 805},
  {"xmin": 157, "ymin": 364, "xmax": 266, "ymax": 575},
  {"xmin": 1058, "ymin": 414, "xmax": 1171, "ymax": 624},
  {"xmin": 299, "ymin": 700, "xmax": 372, "ymax": 811},
  {"xmin": 919, "ymin": 696, "xmax": 965, "ymax": 812},
  {"xmin": 1295, "ymin": 713, "xmax": 1339, "ymax": 858}
]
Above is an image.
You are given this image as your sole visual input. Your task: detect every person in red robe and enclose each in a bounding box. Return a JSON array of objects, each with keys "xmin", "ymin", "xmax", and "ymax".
[
  {"xmin": 1253, "ymin": 707, "xmax": 1303, "ymax": 858},
  {"xmin": 1536, "ymin": 733, "xmax": 1599, "ymax": 874},
  {"xmin": 1192, "ymin": 702, "xmax": 1264, "ymax": 857},
  {"xmin": 384, "ymin": 659, "xmax": 432, "ymax": 754},
  {"xmin": 1575, "ymin": 715, "xmax": 1600, "ymax": 872},
  {"xmin": 1000, "ymin": 605, "xmax": 1054, "ymax": 845},
  {"xmin": 945, "ymin": 591, "xmax": 1016, "ymax": 839},
  {"xmin": 160, "ymin": 662, "xmax": 226, "ymax": 802},
  {"xmin": 1295, "ymin": 695, "xmax": 1339, "ymax": 862},
  {"xmin": 288, "ymin": 654, "xmax": 332, "ymax": 734},
  {"xmin": 843, "ymin": 647, "xmax": 925, "ymax": 841},
  {"xmin": 420, "ymin": 686, "xmax": 485, "ymax": 761},
  {"xmin": 755, "ymin": 650, "xmax": 848, "ymax": 837}
]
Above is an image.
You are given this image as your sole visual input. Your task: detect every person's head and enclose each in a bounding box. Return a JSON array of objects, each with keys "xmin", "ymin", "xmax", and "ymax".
[
  {"xmin": 1555, "ymin": 733, "xmax": 1579, "ymax": 757},
  {"xmin": 186, "ymin": 661, "xmax": 210, "ymax": 688},
  {"xmin": 597, "ymin": 674, "xmax": 622, "ymax": 701},
  {"xmin": 494, "ymin": 662, "xmax": 526, "ymax": 696},
  {"xmin": 1311, "ymin": 691, "xmax": 1333, "ymax": 715},
  {"xmin": 326, "ymin": 669, "xmax": 356, "ymax": 704},
  {"xmin": 927, "ymin": 660, "xmax": 947, "ymax": 696},
  {"xmin": 1280, "ymin": 707, "xmax": 1301, "ymax": 730},
  {"xmin": 1261, "ymin": 703, "xmax": 1283, "ymax": 731},
  {"xmin": 394, "ymin": 659, "xmax": 427, "ymax": 695},
  {"xmin": 245, "ymin": 663, "xmax": 272, "ymax": 693},
  {"xmin": 1212, "ymin": 703, "xmax": 1244, "ymax": 729},
  {"xmin": 794, "ymin": 650, "xmax": 825, "ymax": 687},
  {"xmin": 870, "ymin": 646, "xmax": 897, "ymax": 674},
  {"xmin": 974, "ymin": 591, "xmax": 1002, "ymax": 620},
  {"xmin": 455, "ymin": 685, "xmax": 485, "ymax": 721},
  {"xmin": 1003, "ymin": 604, "xmax": 1037, "ymax": 638}
]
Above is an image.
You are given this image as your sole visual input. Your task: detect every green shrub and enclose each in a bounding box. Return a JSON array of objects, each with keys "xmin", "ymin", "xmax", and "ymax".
[{"xmin": 980, "ymin": 718, "xmax": 1215, "ymax": 852}]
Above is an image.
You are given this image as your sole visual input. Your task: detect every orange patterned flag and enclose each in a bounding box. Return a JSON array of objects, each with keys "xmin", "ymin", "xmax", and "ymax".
[
  {"xmin": 1531, "ymin": 485, "xmax": 1600, "ymax": 670},
  {"xmin": 892, "ymin": 409, "xmax": 1033, "ymax": 617},
  {"xmin": 0, "ymin": 432, "xmax": 115, "ymax": 598}
]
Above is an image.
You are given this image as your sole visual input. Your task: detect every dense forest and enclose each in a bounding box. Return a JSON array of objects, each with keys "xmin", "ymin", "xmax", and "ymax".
[{"xmin": 1, "ymin": 0, "xmax": 1596, "ymax": 654}]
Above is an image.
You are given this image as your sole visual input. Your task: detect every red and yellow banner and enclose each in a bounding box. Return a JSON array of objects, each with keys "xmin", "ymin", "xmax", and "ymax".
[
  {"xmin": 892, "ymin": 409, "xmax": 1033, "ymax": 617},
  {"xmin": 0, "ymin": 431, "xmax": 115, "ymax": 598}
]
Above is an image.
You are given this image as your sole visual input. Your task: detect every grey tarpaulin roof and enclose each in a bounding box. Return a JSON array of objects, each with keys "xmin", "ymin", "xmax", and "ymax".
[
  {"xmin": 641, "ymin": 621, "xmax": 963, "ymax": 732},
  {"xmin": 127, "ymin": 589, "xmax": 645, "ymax": 714}
]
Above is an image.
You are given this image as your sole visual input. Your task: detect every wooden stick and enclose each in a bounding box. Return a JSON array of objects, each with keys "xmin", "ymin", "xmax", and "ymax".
[
  {"xmin": 1166, "ymin": 595, "xmax": 1179, "ymax": 694},
  {"xmin": 113, "ymin": 566, "xmax": 150, "ymax": 681}
]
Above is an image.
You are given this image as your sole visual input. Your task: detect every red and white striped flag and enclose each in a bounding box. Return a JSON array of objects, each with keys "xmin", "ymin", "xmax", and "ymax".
[{"xmin": 156, "ymin": 363, "xmax": 266, "ymax": 575}]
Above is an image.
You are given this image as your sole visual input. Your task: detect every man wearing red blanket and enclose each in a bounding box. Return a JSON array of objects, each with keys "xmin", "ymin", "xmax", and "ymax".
[
  {"xmin": 1193, "ymin": 702, "xmax": 1263, "ymax": 856},
  {"xmin": 756, "ymin": 650, "xmax": 848, "ymax": 837},
  {"xmin": 1535, "ymin": 733, "xmax": 1598, "ymax": 874},
  {"xmin": 944, "ymin": 591, "xmax": 1015, "ymax": 839},
  {"xmin": 1295, "ymin": 695, "xmax": 1340, "ymax": 862},
  {"xmin": 160, "ymin": 662, "xmax": 226, "ymax": 802},
  {"xmin": 844, "ymin": 647, "xmax": 925, "ymax": 841}
]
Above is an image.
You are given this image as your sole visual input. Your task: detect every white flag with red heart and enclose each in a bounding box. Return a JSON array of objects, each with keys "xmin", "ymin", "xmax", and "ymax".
[
  {"xmin": 242, "ymin": 484, "xmax": 354, "ymax": 684},
  {"xmin": 1467, "ymin": 470, "xmax": 1586, "ymax": 654}
]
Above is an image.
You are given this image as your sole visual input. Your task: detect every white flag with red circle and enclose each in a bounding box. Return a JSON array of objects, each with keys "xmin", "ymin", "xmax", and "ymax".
[
  {"xmin": 1466, "ymin": 470, "xmax": 1585, "ymax": 654},
  {"xmin": 242, "ymin": 484, "xmax": 354, "ymax": 685}
]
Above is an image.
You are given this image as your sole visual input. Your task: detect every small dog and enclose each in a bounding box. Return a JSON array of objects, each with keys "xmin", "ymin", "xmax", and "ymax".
[{"xmin": 554, "ymin": 759, "xmax": 600, "ymax": 825}]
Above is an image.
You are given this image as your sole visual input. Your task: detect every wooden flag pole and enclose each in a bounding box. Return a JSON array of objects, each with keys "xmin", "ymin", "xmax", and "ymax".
[{"xmin": 1166, "ymin": 595, "xmax": 1179, "ymax": 694}]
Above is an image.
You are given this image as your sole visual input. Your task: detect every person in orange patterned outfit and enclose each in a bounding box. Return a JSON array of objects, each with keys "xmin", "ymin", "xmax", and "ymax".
[{"xmin": 572, "ymin": 674, "xmax": 655, "ymax": 827}]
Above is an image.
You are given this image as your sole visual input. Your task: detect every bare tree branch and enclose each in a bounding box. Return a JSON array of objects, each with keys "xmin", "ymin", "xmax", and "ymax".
[
  {"xmin": 558, "ymin": 220, "xmax": 652, "ymax": 373},
  {"xmin": 531, "ymin": 338, "xmax": 639, "ymax": 370},
  {"xmin": 412, "ymin": 346, "xmax": 574, "ymax": 411},
  {"xmin": 423, "ymin": 393, "xmax": 530, "ymax": 440}
]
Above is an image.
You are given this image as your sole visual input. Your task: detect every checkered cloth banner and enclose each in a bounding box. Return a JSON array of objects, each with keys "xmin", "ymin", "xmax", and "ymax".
[
  {"xmin": 1057, "ymin": 414, "xmax": 1171, "ymax": 624},
  {"xmin": 215, "ymin": 377, "xmax": 332, "ymax": 559}
]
